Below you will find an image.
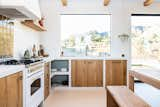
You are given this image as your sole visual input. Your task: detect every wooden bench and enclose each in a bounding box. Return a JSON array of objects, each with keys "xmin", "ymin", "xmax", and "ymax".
[{"xmin": 106, "ymin": 86, "xmax": 151, "ymax": 107}]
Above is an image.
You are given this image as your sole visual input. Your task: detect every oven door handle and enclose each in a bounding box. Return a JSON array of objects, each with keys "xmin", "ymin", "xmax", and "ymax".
[
  {"xmin": 29, "ymin": 73, "xmax": 43, "ymax": 83},
  {"xmin": 28, "ymin": 70, "xmax": 43, "ymax": 78}
]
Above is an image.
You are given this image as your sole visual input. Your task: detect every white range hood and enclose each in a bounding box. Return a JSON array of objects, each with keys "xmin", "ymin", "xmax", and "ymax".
[{"xmin": 0, "ymin": 0, "xmax": 41, "ymax": 20}]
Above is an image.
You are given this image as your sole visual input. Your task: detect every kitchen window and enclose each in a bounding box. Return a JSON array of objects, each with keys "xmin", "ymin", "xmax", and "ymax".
[
  {"xmin": 0, "ymin": 16, "xmax": 14, "ymax": 57},
  {"xmin": 60, "ymin": 14, "xmax": 111, "ymax": 57},
  {"xmin": 131, "ymin": 14, "xmax": 160, "ymax": 69}
]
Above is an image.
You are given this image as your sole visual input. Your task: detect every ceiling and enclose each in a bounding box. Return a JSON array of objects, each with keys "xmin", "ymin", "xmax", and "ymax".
[{"xmin": 60, "ymin": 0, "xmax": 160, "ymax": 6}]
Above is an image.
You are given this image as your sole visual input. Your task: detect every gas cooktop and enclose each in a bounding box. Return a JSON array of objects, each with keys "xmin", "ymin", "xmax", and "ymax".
[
  {"xmin": 20, "ymin": 59, "xmax": 42, "ymax": 65},
  {"xmin": 1, "ymin": 59, "xmax": 20, "ymax": 65},
  {"xmin": 0, "ymin": 59, "xmax": 43, "ymax": 65}
]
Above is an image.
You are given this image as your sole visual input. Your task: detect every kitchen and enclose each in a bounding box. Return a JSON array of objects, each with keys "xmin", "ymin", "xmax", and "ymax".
[{"xmin": 0, "ymin": 0, "xmax": 160, "ymax": 107}]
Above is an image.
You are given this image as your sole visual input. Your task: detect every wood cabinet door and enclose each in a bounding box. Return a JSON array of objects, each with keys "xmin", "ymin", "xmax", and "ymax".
[
  {"xmin": 106, "ymin": 60, "xmax": 127, "ymax": 86},
  {"xmin": 6, "ymin": 72, "xmax": 23, "ymax": 107},
  {"xmin": 0, "ymin": 78, "xmax": 7, "ymax": 107},
  {"xmin": 87, "ymin": 60, "xmax": 103, "ymax": 87},
  {"xmin": 44, "ymin": 62, "xmax": 51, "ymax": 100},
  {"xmin": 71, "ymin": 60, "xmax": 87, "ymax": 87}
]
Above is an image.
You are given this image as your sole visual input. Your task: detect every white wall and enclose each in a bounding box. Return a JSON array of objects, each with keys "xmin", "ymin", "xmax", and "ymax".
[
  {"xmin": 39, "ymin": 0, "xmax": 160, "ymax": 67},
  {"xmin": 39, "ymin": 0, "xmax": 61, "ymax": 59},
  {"xmin": 14, "ymin": 21, "xmax": 40, "ymax": 58}
]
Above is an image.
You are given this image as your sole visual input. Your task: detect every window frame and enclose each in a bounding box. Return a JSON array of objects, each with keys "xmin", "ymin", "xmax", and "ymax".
[{"xmin": 60, "ymin": 14, "xmax": 111, "ymax": 57}]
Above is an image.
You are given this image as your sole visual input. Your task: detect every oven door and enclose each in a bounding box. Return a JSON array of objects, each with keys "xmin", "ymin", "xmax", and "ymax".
[{"xmin": 26, "ymin": 71, "xmax": 44, "ymax": 107}]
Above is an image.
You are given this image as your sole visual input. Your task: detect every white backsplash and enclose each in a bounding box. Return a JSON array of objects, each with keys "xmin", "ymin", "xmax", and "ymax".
[{"xmin": 14, "ymin": 21, "xmax": 40, "ymax": 58}]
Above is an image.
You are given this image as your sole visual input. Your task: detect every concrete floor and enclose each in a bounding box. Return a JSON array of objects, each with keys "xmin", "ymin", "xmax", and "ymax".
[
  {"xmin": 44, "ymin": 84, "xmax": 160, "ymax": 107},
  {"xmin": 44, "ymin": 87, "xmax": 106, "ymax": 107}
]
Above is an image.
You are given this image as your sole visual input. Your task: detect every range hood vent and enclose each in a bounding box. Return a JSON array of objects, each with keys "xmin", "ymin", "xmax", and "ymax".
[
  {"xmin": 0, "ymin": 0, "xmax": 41, "ymax": 19},
  {"xmin": 0, "ymin": 8, "xmax": 29, "ymax": 19}
]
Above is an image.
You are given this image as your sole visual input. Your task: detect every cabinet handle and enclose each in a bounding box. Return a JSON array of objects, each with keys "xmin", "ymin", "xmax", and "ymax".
[
  {"xmin": 19, "ymin": 76, "xmax": 23, "ymax": 80},
  {"xmin": 88, "ymin": 61, "xmax": 93, "ymax": 64},
  {"xmin": 47, "ymin": 74, "xmax": 50, "ymax": 77}
]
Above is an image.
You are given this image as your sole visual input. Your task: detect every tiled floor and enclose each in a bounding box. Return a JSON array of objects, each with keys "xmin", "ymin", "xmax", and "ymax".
[{"xmin": 44, "ymin": 84, "xmax": 160, "ymax": 107}]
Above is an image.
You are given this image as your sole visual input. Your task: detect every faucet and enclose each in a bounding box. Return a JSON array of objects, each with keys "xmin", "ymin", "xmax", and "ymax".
[{"xmin": 85, "ymin": 45, "xmax": 89, "ymax": 56}]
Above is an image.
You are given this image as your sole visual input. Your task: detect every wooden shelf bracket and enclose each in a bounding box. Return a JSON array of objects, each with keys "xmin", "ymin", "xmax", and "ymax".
[
  {"xmin": 104, "ymin": 0, "xmax": 110, "ymax": 6},
  {"xmin": 144, "ymin": 0, "xmax": 153, "ymax": 6}
]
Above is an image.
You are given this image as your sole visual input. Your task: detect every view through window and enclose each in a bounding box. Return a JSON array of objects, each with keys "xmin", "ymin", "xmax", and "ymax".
[
  {"xmin": 61, "ymin": 15, "xmax": 110, "ymax": 57},
  {"xmin": 132, "ymin": 15, "xmax": 160, "ymax": 69}
]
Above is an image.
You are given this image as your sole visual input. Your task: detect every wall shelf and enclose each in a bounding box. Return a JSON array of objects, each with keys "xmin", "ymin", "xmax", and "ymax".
[
  {"xmin": 51, "ymin": 60, "xmax": 71, "ymax": 87},
  {"xmin": 51, "ymin": 71, "xmax": 69, "ymax": 78},
  {"xmin": 21, "ymin": 20, "xmax": 46, "ymax": 31}
]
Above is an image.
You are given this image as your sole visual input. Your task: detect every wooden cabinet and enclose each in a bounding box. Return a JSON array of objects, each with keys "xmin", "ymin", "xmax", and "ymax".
[
  {"xmin": 44, "ymin": 62, "xmax": 51, "ymax": 100},
  {"xmin": 0, "ymin": 77, "xmax": 7, "ymax": 107},
  {"xmin": 87, "ymin": 60, "xmax": 103, "ymax": 87},
  {"xmin": 71, "ymin": 60, "xmax": 103, "ymax": 87},
  {"xmin": 6, "ymin": 72, "xmax": 23, "ymax": 107},
  {"xmin": 106, "ymin": 60, "xmax": 127, "ymax": 86},
  {"xmin": 72, "ymin": 60, "xmax": 87, "ymax": 87},
  {"xmin": 0, "ymin": 72, "xmax": 23, "ymax": 107}
]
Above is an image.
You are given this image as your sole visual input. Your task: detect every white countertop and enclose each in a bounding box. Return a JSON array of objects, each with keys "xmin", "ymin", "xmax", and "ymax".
[
  {"xmin": 55, "ymin": 56, "xmax": 127, "ymax": 60},
  {"xmin": 0, "ymin": 56, "xmax": 126, "ymax": 78},
  {"xmin": 0, "ymin": 65, "xmax": 25, "ymax": 78},
  {"xmin": 43, "ymin": 57, "xmax": 54, "ymax": 62},
  {"xmin": 0, "ymin": 57, "xmax": 53, "ymax": 78}
]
